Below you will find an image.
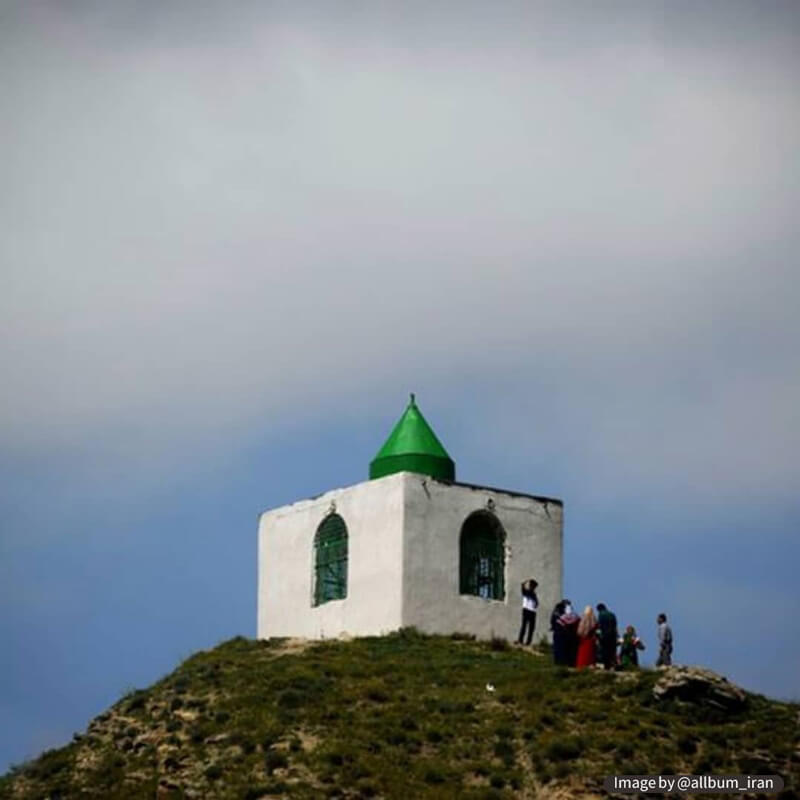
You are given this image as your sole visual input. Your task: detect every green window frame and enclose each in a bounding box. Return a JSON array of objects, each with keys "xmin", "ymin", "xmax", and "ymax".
[
  {"xmin": 313, "ymin": 513, "xmax": 348, "ymax": 606},
  {"xmin": 459, "ymin": 511, "xmax": 505, "ymax": 601}
]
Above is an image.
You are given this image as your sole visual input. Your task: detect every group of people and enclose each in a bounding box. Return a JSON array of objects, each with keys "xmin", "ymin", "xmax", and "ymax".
[{"xmin": 516, "ymin": 579, "xmax": 674, "ymax": 669}]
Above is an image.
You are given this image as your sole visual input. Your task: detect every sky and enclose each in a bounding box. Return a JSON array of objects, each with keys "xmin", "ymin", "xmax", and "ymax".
[{"xmin": 2, "ymin": 0, "xmax": 799, "ymax": 771}]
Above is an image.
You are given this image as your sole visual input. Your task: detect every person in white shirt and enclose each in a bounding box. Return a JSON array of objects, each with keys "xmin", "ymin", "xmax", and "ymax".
[{"xmin": 516, "ymin": 578, "xmax": 539, "ymax": 646}]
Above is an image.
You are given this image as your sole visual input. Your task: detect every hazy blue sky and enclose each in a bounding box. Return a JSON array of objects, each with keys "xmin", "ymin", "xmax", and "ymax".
[{"xmin": 2, "ymin": 0, "xmax": 799, "ymax": 771}]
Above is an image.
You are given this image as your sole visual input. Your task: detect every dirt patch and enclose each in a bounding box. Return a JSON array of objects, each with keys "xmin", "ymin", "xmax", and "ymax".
[
  {"xmin": 296, "ymin": 729, "xmax": 319, "ymax": 752},
  {"xmin": 269, "ymin": 638, "xmax": 314, "ymax": 657},
  {"xmin": 537, "ymin": 776, "xmax": 603, "ymax": 800}
]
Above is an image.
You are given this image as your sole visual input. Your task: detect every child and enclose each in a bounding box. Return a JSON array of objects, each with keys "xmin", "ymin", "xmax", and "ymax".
[{"xmin": 619, "ymin": 625, "xmax": 645, "ymax": 668}]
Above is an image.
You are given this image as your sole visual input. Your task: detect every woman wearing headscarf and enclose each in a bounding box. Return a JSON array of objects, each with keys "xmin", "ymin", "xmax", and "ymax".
[
  {"xmin": 557, "ymin": 600, "xmax": 580, "ymax": 667},
  {"xmin": 575, "ymin": 606, "xmax": 598, "ymax": 669}
]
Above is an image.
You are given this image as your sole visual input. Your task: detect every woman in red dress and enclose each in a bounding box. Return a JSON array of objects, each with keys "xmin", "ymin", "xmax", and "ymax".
[{"xmin": 576, "ymin": 605, "xmax": 598, "ymax": 668}]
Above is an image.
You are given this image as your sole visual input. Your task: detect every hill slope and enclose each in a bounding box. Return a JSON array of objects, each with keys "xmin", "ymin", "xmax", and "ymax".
[{"xmin": 1, "ymin": 631, "xmax": 798, "ymax": 799}]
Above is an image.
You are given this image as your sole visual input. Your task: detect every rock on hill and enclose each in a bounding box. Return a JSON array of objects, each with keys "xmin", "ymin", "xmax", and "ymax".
[{"xmin": 1, "ymin": 631, "xmax": 797, "ymax": 799}]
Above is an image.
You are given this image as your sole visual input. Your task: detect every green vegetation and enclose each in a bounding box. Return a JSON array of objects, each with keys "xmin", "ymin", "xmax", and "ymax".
[{"xmin": 1, "ymin": 630, "xmax": 798, "ymax": 799}]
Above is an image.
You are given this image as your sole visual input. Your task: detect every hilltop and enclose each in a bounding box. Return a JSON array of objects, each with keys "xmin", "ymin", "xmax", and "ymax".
[{"xmin": 1, "ymin": 631, "xmax": 797, "ymax": 799}]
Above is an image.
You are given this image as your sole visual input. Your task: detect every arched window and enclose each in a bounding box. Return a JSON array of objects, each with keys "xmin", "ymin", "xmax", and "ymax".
[
  {"xmin": 313, "ymin": 513, "xmax": 348, "ymax": 606},
  {"xmin": 459, "ymin": 511, "xmax": 505, "ymax": 601}
]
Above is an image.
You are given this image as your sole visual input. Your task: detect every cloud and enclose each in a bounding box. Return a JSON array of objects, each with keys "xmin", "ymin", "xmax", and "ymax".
[{"xmin": 1, "ymin": 2, "xmax": 798, "ymax": 504}]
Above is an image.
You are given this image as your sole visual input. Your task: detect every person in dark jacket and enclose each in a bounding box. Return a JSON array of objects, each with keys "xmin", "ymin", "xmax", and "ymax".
[
  {"xmin": 516, "ymin": 579, "xmax": 539, "ymax": 646},
  {"xmin": 596, "ymin": 603, "xmax": 618, "ymax": 670},
  {"xmin": 550, "ymin": 601, "xmax": 566, "ymax": 664}
]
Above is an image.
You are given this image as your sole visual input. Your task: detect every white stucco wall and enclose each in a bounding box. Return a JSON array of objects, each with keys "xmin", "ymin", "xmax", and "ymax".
[
  {"xmin": 257, "ymin": 473, "xmax": 405, "ymax": 639},
  {"xmin": 258, "ymin": 471, "xmax": 563, "ymax": 642},
  {"xmin": 401, "ymin": 474, "xmax": 563, "ymax": 642}
]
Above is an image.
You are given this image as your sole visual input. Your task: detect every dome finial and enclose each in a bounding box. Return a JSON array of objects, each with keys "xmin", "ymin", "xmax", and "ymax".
[{"xmin": 369, "ymin": 394, "xmax": 455, "ymax": 481}]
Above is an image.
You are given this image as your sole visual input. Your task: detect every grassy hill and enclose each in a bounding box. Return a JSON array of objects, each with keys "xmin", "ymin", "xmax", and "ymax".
[{"xmin": 1, "ymin": 630, "xmax": 797, "ymax": 799}]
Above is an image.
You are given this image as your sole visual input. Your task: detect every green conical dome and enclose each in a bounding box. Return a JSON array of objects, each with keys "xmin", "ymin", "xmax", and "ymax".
[{"xmin": 369, "ymin": 394, "xmax": 455, "ymax": 481}]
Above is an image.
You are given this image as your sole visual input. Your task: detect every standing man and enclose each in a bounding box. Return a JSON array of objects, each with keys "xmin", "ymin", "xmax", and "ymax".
[
  {"xmin": 656, "ymin": 613, "xmax": 673, "ymax": 666},
  {"xmin": 550, "ymin": 600, "xmax": 566, "ymax": 663},
  {"xmin": 517, "ymin": 579, "xmax": 539, "ymax": 646},
  {"xmin": 596, "ymin": 603, "xmax": 618, "ymax": 670}
]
